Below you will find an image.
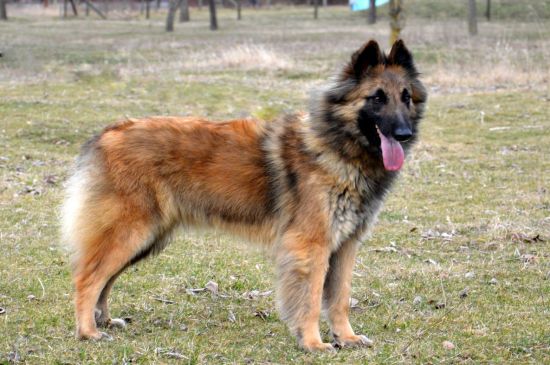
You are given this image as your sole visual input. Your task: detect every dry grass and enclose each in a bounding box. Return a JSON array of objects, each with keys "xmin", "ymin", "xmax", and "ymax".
[{"xmin": 0, "ymin": 3, "xmax": 549, "ymax": 364}]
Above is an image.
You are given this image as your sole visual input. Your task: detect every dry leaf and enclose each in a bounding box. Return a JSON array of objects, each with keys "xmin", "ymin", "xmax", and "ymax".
[{"xmin": 205, "ymin": 280, "xmax": 218, "ymax": 295}]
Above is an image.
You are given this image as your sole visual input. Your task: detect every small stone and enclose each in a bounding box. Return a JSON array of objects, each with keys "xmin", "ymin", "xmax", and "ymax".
[
  {"xmin": 489, "ymin": 278, "xmax": 498, "ymax": 285},
  {"xmin": 413, "ymin": 296, "xmax": 423, "ymax": 305},
  {"xmin": 459, "ymin": 288, "xmax": 469, "ymax": 299},
  {"xmin": 27, "ymin": 294, "xmax": 37, "ymax": 301},
  {"xmin": 442, "ymin": 340, "xmax": 455, "ymax": 350},
  {"xmin": 465, "ymin": 272, "xmax": 475, "ymax": 279}
]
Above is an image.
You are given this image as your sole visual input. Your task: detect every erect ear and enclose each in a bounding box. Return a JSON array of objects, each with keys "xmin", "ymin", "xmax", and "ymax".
[
  {"xmin": 387, "ymin": 39, "xmax": 417, "ymax": 75},
  {"xmin": 343, "ymin": 40, "xmax": 384, "ymax": 81}
]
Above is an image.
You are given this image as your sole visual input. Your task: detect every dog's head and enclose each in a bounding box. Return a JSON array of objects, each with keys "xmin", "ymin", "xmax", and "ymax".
[{"xmin": 316, "ymin": 40, "xmax": 427, "ymax": 172}]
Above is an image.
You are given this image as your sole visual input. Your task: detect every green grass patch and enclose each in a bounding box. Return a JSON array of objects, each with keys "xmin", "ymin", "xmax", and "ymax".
[{"xmin": 0, "ymin": 7, "xmax": 549, "ymax": 364}]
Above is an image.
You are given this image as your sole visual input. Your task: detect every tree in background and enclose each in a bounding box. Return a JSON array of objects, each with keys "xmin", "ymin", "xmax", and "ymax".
[
  {"xmin": 209, "ymin": 0, "xmax": 218, "ymax": 30},
  {"xmin": 485, "ymin": 0, "xmax": 491, "ymax": 21},
  {"xmin": 368, "ymin": 0, "xmax": 376, "ymax": 24},
  {"xmin": 0, "ymin": 0, "xmax": 7, "ymax": 21},
  {"xmin": 236, "ymin": 0, "xmax": 241, "ymax": 20},
  {"xmin": 314, "ymin": 0, "xmax": 319, "ymax": 20},
  {"xmin": 468, "ymin": 0, "xmax": 478, "ymax": 35},
  {"xmin": 179, "ymin": 0, "xmax": 190, "ymax": 22},
  {"xmin": 166, "ymin": 0, "xmax": 180, "ymax": 31},
  {"xmin": 389, "ymin": 0, "xmax": 405, "ymax": 45}
]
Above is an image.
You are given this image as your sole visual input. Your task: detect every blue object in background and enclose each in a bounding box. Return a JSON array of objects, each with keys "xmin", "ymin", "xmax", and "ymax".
[{"xmin": 350, "ymin": 0, "xmax": 389, "ymax": 12}]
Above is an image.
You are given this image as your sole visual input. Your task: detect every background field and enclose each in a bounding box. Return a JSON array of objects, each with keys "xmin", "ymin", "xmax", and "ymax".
[{"xmin": 1, "ymin": 2, "xmax": 549, "ymax": 364}]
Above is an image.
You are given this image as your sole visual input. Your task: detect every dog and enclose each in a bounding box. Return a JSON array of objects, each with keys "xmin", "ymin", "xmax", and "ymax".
[{"xmin": 62, "ymin": 39, "xmax": 426, "ymax": 352}]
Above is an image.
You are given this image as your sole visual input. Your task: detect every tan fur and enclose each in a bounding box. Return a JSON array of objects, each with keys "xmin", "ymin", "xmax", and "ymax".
[{"xmin": 62, "ymin": 40, "xmax": 426, "ymax": 351}]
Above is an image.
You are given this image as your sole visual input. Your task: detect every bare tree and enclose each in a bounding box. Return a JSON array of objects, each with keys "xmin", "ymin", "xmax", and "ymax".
[
  {"xmin": 313, "ymin": 0, "xmax": 319, "ymax": 19},
  {"xmin": 63, "ymin": 0, "xmax": 79, "ymax": 17},
  {"xmin": 82, "ymin": 0, "xmax": 107, "ymax": 19},
  {"xmin": 0, "ymin": 0, "xmax": 7, "ymax": 21},
  {"xmin": 226, "ymin": 0, "xmax": 241, "ymax": 20},
  {"xmin": 389, "ymin": 0, "xmax": 405, "ymax": 44},
  {"xmin": 368, "ymin": 0, "xmax": 376, "ymax": 24},
  {"xmin": 237, "ymin": 0, "xmax": 241, "ymax": 20},
  {"xmin": 485, "ymin": 0, "xmax": 491, "ymax": 21},
  {"xmin": 166, "ymin": 0, "xmax": 182, "ymax": 31},
  {"xmin": 468, "ymin": 0, "xmax": 477, "ymax": 35},
  {"xmin": 179, "ymin": 0, "xmax": 189, "ymax": 22},
  {"xmin": 209, "ymin": 0, "xmax": 218, "ymax": 30}
]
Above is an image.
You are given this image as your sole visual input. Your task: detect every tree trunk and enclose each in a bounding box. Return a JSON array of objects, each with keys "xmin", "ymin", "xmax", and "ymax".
[
  {"xmin": 485, "ymin": 0, "xmax": 491, "ymax": 21},
  {"xmin": 69, "ymin": 0, "xmax": 78, "ymax": 16},
  {"xmin": 389, "ymin": 0, "xmax": 405, "ymax": 45},
  {"xmin": 179, "ymin": 0, "xmax": 190, "ymax": 21},
  {"xmin": 209, "ymin": 0, "xmax": 218, "ymax": 30},
  {"xmin": 313, "ymin": 0, "xmax": 319, "ymax": 19},
  {"xmin": 146, "ymin": 0, "xmax": 150, "ymax": 18},
  {"xmin": 322, "ymin": 0, "xmax": 327, "ymax": 7},
  {"xmin": 82, "ymin": 0, "xmax": 107, "ymax": 19},
  {"xmin": 166, "ymin": 0, "xmax": 182, "ymax": 31},
  {"xmin": 368, "ymin": 0, "xmax": 376, "ymax": 24},
  {"xmin": 0, "ymin": 0, "xmax": 8, "ymax": 20},
  {"xmin": 237, "ymin": 0, "xmax": 241, "ymax": 20},
  {"xmin": 468, "ymin": 0, "xmax": 477, "ymax": 35},
  {"xmin": 63, "ymin": 0, "xmax": 68, "ymax": 17}
]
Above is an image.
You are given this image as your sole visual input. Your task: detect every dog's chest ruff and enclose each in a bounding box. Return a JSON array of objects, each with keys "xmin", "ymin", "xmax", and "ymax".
[{"xmin": 329, "ymin": 175, "xmax": 384, "ymax": 250}]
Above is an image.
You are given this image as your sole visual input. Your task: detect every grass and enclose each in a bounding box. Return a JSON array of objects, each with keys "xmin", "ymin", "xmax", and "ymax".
[{"xmin": 1, "ymin": 3, "xmax": 549, "ymax": 364}]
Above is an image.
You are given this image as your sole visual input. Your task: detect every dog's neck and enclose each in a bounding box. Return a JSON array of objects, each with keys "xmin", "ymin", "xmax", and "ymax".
[{"xmin": 298, "ymin": 113, "xmax": 397, "ymax": 197}]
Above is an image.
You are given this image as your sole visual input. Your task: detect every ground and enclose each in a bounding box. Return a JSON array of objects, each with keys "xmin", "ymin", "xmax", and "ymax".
[{"xmin": 0, "ymin": 3, "xmax": 549, "ymax": 364}]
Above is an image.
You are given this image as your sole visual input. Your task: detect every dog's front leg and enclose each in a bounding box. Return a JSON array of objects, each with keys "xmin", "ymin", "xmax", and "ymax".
[
  {"xmin": 323, "ymin": 240, "xmax": 373, "ymax": 348},
  {"xmin": 275, "ymin": 228, "xmax": 334, "ymax": 352}
]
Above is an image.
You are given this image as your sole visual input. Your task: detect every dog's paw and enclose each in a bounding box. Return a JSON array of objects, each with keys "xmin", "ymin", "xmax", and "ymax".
[
  {"xmin": 77, "ymin": 330, "xmax": 113, "ymax": 341},
  {"xmin": 301, "ymin": 341, "xmax": 337, "ymax": 353},
  {"xmin": 332, "ymin": 334, "xmax": 373, "ymax": 349}
]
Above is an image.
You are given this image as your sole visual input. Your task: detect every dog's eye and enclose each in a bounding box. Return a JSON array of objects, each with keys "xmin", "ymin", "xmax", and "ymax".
[
  {"xmin": 402, "ymin": 89, "xmax": 411, "ymax": 106},
  {"xmin": 368, "ymin": 89, "xmax": 387, "ymax": 105}
]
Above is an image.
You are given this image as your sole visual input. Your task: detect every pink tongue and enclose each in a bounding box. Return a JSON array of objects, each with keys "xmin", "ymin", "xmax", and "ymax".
[{"xmin": 377, "ymin": 129, "xmax": 405, "ymax": 171}]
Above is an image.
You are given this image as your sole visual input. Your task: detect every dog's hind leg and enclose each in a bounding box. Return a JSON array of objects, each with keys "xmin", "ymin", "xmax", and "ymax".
[
  {"xmin": 72, "ymin": 217, "xmax": 154, "ymax": 340},
  {"xmin": 94, "ymin": 271, "xmax": 124, "ymax": 328},
  {"xmin": 276, "ymin": 228, "xmax": 333, "ymax": 352},
  {"xmin": 323, "ymin": 240, "xmax": 373, "ymax": 348},
  {"xmin": 94, "ymin": 228, "xmax": 172, "ymax": 329}
]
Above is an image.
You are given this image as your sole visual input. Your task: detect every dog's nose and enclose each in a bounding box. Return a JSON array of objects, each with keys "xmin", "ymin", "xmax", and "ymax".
[{"xmin": 393, "ymin": 126, "xmax": 412, "ymax": 142}]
